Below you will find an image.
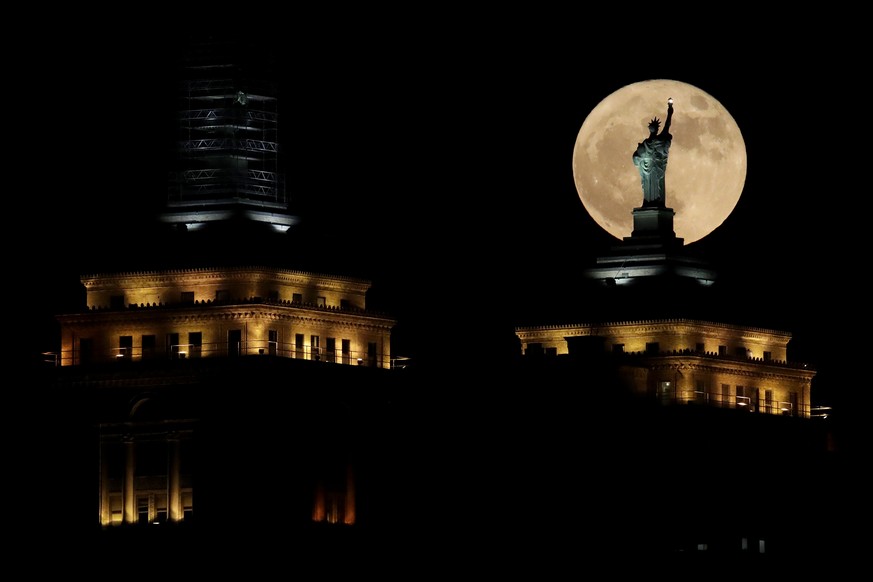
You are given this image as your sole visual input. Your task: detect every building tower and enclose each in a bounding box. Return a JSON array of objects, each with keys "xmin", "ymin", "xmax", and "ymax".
[
  {"xmin": 49, "ymin": 35, "xmax": 398, "ymax": 537},
  {"xmin": 164, "ymin": 37, "xmax": 298, "ymax": 233},
  {"xmin": 512, "ymin": 95, "xmax": 828, "ymax": 559}
]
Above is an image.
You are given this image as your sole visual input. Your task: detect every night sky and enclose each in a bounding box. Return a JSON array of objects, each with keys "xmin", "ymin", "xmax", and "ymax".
[{"xmin": 23, "ymin": 24, "xmax": 863, "ymax": 437}]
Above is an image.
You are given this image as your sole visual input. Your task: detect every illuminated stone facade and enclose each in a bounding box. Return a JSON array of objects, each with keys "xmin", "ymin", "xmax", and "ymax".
[
  {"xmin": 42, "ymin": 37, "xmax": 401, "ymax": 539},
  {"xmin": 98, "ymin": 419, "xmax": 195, "ymax": 527},
  {"xmin": 515, "ymin": 318, "xmax": 815, "ymax": 417},
  {"xmin": 55, "ymin": 265, "xmax": 395, "ymax": 528},
  {"xmin": 58, "ymin": 266, "xmax": 395, "ymax": 369}
]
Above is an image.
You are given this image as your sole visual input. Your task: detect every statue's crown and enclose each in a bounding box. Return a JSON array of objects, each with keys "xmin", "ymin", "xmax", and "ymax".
[{"xmin": 649, "ymin": 117, "xmax": 661, "ymax": 130}]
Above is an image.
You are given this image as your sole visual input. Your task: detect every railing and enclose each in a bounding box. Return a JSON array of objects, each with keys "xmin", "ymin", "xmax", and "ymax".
[
  {"xmin": 168, "ymin": 182, "xmax": 285, "ymax": 205},
  {"xmin": 810, "ymin": 405, "xmax": 832, "ymax": 419},
  {"xmin": 180, "ymin": 138, "xmax": 279, "ymax": 153},
  {"xmin": 663, "ymin": 390, "xmax": 809, "ymax": 418},
  {"xmin": 180, "ymin": 108, "xmax": 278, "ymax": 125},
  {"xmin": 61, "ymin": 340, "xmax": 389, "ymax": 370}
]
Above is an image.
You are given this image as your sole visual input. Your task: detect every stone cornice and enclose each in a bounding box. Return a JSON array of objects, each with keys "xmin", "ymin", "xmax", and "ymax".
[
  {"xmin": 644, "ymin": 357, "xmax": 816, "ymax": 382},
  {"xmin": 81, "ymin": 265, "xmax": 372, "ymax": 294},
  {"xmin": 515, "ymin": 317, "xmax": 792, "ymax": 341},
  {"xmin": 57, "ymin": 303, "xmax": 396, "ymax": 331}
]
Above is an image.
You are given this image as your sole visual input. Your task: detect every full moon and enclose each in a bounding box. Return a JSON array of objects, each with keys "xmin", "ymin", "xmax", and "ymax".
[{"xmin": 572, "ymin": 79, "xmax": 746, "ymax": 244}]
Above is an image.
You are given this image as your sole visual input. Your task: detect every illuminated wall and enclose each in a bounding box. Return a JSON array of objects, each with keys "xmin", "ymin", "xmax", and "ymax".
[
  {"xmin": 516, "ymin": 319, "xmax": 792, "ymax": 361},
  {"xmin": 58, "ymin": 267, "xmax": 395, "ymax": 368},
  {"xmin": 516, "ymin": 318, "xmax": 815, "ymax": 418},
  {"xmin": 312, "ymin": 464, "xmax": 356, "ymax": 526},
  {"xmin": 98, "ymin": 414, "xmax": 195, "ymax": 528},
  {"xmin": 81, "ymin": 266, "xmax": 371, "ymax": 311}
]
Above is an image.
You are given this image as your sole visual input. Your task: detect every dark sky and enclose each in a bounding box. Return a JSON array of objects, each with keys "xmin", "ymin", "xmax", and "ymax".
[{"xmin": 23, "ymin": 25, "xmax": 861, "ymax": 416}]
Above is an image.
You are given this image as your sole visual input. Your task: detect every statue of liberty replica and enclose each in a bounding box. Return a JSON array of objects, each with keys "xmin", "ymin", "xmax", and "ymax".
[{"xmin": 633, "ymin": 98, "xmax": 674, "ymax": 207}]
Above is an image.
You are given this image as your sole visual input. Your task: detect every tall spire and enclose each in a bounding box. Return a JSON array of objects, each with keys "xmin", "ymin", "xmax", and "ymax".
[{"xmin": 162, "ymin": 36, "xmax": 299, "ymax": 233}]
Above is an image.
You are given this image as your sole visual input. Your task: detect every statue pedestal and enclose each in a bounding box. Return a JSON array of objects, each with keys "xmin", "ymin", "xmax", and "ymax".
[
  {"xmin": 628, "ymin": 206, "xmax": 677, "ymax": 240},
  {"xmin": 582, "ymin": 203, "xmax": 717, "ymax": 287}
]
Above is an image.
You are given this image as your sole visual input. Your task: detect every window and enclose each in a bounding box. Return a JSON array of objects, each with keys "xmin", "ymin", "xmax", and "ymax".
[
  {"xmin": 267, "ymin": 290, "xmax": 279, "ymax": 302},
  {"xmin": 718, "ymin": 345, "xmax": 727, "ymax": 356},
  {"xmin": 325, "ymin": 337, "xmax": 336, "ymax": 363},
  {"xmin": 696, "ymin": 342, "xmax": 705, "ymax": 353},
  {"xmin": 340, "ymin": 299, "xmax": 351, "ymax": 310},
  {"xmin": 735, "ymin": 346, "xmax": 747, "ymax": 358},
  {"xmin": 311, "ymin": 335, "xmax": 320, "ymax": 360},
  {"xmin": 215, "ymin": 290, "xmax": 230, "ymax": 303},
  {"xmin": 167, "ymin": 333, "xmax": 180, "ymax": 359},
  {"xmin": 295, "ymin": 334, "xmax": 305, "ymax": 359},
  {"xmin": 137, "ymin": 496, "xmax": 152, "ymax": 525},
  {"xmin": 142, "ymin": 334, "xmax": 156, "ymax": 360},
  {"xmin": 182, "ymin": 491, "xmax": 194, "ymax": 521},
  {"xmin": 181, "ymin": 291, "xmax": 194, "ymax": 305},
  {"xmin": 134, "ymin": 493, "xmax": 168, "ymax": 525},
  {"xmin": 645, "ymin": 342, "xmax": 659, "ymax": 355},
  {"xmin": 342, "ymin": 339, "xmax": 351, "ymax": 364},
  {"xmin": 763, "ymin": 351, "xmax": 772, "ymax": 362},
  {"xmin": 79, "ymin": 338, "xmax": 94, "ymax": 365},
  {"xmin": 657, "ymin": 381, "xmax": 672, "ymax": 404},
  {"xmin": 764, "ymin": 389, "xmax": 773, "ymax": 414},
  {"xmin": 788, "ymin": 391, "xmax": 799, "ymax": 417},
  {"xmin": 695, "ymin": 380, "xmax": 707, "ymax": 403},
  {"xmin": 110, "ymin": 294, "xmax": 125, "ymax": 309},
  {"xmin": 317, "ymin": 296, "xmax": 326, "ymax": 307},
  {"xmin": 189, "ymin": 332, "xmax": 202, "ymax": 358},
  {"xmin": 721, "ymin": 384, "xmax": 730, "ymax": 408},
  {"xmin": 118, "ymin": 336, "xmax": 133, "ymax": 360},
  {"xmin": 367, "ymin": 342, "xmax": 378, "ymax": 367},
  {"xmin": 736, "ymin": 385, "xmax": 749, "ymax": 409},
  {"xmin": 613, "ymin": 344, "xmax": 625, "ymax": 354},
  {"xmin": 228, "ymin": 329, "xmax": 242, "ymax": 356},
  {"xmin": 292, "ymin": 293, "xmax": 303, "ymax": 304},
  {"xmin": 268, "ymin": 329, "xmax": 278, "ymax": 356}
]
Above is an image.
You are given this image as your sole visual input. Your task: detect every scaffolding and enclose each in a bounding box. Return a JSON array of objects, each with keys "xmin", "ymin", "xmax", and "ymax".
[{"xmin": 165, "ymin": 38, "xmax": 292, "ymax": 227}]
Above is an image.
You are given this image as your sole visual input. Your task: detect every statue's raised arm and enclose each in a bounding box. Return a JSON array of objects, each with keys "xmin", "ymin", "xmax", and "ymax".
[{"xmin": 662, "ymin": 98, "xmax": 674, "ymax": 136}]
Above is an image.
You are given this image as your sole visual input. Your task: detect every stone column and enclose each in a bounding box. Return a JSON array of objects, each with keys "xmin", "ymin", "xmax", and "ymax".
[
  {"xmin": 168, "ymin": 433, "xmax": 182, "ymax": 522},
  {"xmin": 123, "ymin": 435, "xmax": 136, "ymax": 525},
  {"xmin": 99, "ymin": 439, "xmax": 110, "ymax": 526},
  {"xmin": 312, "ymin": 482, "xmax": 325, "ymax": 522},
  {"xmin": 344, "ymin": 463, "xmax": 356, "ymax": 525}
]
